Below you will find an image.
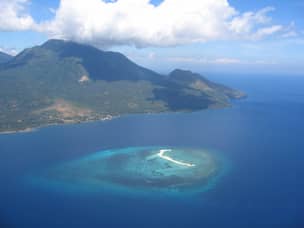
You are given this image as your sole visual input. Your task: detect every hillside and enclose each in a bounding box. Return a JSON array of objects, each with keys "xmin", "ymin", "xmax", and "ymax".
[
  {"xmin": 0, "ymin": 52, "xmax": 12, "ymax": 64},
  {"xmin": 0, "ymin": 39, "xmax": 246, "ymax": 133}
]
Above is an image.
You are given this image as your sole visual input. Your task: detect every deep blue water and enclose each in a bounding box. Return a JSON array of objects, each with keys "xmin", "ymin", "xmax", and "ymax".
[{"xmin": 0, "ymin": 75, "xmax": 304, "ymax": 227}]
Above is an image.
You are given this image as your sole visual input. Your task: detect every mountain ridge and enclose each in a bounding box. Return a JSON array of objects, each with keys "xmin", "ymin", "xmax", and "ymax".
[
  {"xmin": 0, "ymin": 51, "xmax": 12, "ymax": 64},
  {"xmin": 0, "ymin": 39, "xmax": 246, "ymax": 133}
]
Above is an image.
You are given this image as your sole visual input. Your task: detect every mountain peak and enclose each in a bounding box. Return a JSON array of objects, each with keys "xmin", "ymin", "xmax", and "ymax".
[
  {"xmin": 5, "ymin": 39, "xmax": 160, "ymax": 81},
  {"xmin": 43, "ymin": 39, "xmax": 66, "ymax": 45},
  {"xmin": 169, "ymin": 69, "xmax": 207, "ymax": 82},
  {"xmin": 170, "ymin": 69, "xmax": 193, "ymax": 75},
  {"xmin": 41, "ymin": 39, "xmax": 99, "ymax": 53},
  {"xmin": 0, "ymin": 40, "xmax": 246, "ymax": 132}
]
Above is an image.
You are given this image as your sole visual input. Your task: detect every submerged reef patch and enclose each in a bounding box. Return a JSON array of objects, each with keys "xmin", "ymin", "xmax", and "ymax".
[{"xmin": 33, "ymin": 147, "xmax": 227, "ymax": 194}]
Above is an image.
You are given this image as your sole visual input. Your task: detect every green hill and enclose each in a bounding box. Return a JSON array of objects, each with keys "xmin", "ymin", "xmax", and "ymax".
[{"xmin": 0, "ymin": 39, "xmax": 246, "ymax": 133}]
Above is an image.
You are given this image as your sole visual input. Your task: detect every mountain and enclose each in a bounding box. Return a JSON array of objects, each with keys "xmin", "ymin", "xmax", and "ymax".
[
  {"xmin": 0, "ymin": 51, "xmax": 12, "ymax": 64},
  {"xmin": 0, "ymin": 39, "xmax": 246, "ymax": 133}
]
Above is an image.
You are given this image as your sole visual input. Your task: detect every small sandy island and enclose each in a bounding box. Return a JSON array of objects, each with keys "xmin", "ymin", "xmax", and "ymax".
[{"xmin": 158, "ymin": 149, "xmax": 196, "ymax": 167}]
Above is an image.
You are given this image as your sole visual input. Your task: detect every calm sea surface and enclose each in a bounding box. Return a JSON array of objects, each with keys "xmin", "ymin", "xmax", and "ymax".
[{"xmin": 0, "ymin": 74, "xmax": 303, "ymax": 227}]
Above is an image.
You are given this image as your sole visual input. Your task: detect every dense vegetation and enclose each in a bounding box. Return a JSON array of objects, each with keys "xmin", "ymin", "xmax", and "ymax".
[{"xmin": 0, "ymin": 40, "xmax": 245, "ymax": 133}]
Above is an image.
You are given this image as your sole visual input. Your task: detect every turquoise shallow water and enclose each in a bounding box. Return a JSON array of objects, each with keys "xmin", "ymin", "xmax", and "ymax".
[
  {"xmin": 0, "ymin": 75, "xmax": 303, "ymax": 227},
  {"xmin": 29, "ymin": 146, "xmax": 230, "ymax": 197}
]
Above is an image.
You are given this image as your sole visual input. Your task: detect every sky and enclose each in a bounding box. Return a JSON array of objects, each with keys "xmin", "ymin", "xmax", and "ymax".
[{"xmin": 0, "ymin": 0, "xmax": 303, "ymax": 75}]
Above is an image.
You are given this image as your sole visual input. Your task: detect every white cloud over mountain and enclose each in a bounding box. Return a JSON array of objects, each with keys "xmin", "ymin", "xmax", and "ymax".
[
  {"xmin": 0, "ymin": 46, "xmax": 18, "ymax": 55},
  {"xmin": 0, "ymin": 0, "xmax": 289, "ymax": 47}
]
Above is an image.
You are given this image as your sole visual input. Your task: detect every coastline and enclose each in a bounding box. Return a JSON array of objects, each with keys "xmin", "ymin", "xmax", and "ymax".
[
  {"xmin": 0, "ymin": 100, "xmax": 242, "ymax": 136},
  {"xmin": 0, "ymin": 115, "xmax": 115, "ymax": 136},
  {"xmin": 0, "ymin": 128, "xmax": 36, "ymax": 135}
]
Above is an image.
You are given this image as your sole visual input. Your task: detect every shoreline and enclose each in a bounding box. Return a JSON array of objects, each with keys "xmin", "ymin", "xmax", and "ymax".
[
  {"xmin": 0, "ymin": 128, "xmax": 36, "ymax": 135},
  {"xmin": 0, "ymin": 103, "xmax": 239, "ymax": 136},
  {"xmin": 0, "ymin": 115, "xmax": 115, "ymax": 136}
]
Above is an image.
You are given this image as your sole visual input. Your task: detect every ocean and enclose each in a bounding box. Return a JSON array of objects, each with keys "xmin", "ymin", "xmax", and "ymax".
[{"xmin": 0, "ymin": 74, "xmax": 303, "ymax": 227}]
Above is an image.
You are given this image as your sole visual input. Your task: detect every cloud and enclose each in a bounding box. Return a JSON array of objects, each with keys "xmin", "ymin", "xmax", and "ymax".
[
  {"xmin": 281, "ymin": 21, "xmax": 298, "ymax": 38},
  {"xmin": 168, "ymin": 57, "xmax": 242, "ymax": 65},
  {"xmin": 38, "ymin": 0, "xmax": 286, "ymax": 48},
  {"xmin": 0, "ymin": 0, "xmax": 289, "ymax": 47},
  {"xmin": 214, "ymin": 58, "xmax": 242, "ymax": 64},
  {"xmin": 0, "ymin": 0, "xmax": 35, "ymax": 31},
  {"xmin": 229, "ymin": 7, "xmax": 283, "ymax": 40},
  {"xmin": 0, "ymin": 47, "xmax": 19, "ymax": 56},
  {"xmin": 167, "ymin": 56, "xmax": 277, "ymax": 65},
  {"xmin": 281, "ymin": 31, "xmax": 298, "ymax": 38},
  {"xmin": 229, "ymin": 7, "xmax": 273, "ymax": 34},
  {"xmin": 147, "ymin": 52, "xmax": 156, "ymax": 60},
  {"xmin": 252, "ymin": 25, "xmax": 283, "ymax": 40}
]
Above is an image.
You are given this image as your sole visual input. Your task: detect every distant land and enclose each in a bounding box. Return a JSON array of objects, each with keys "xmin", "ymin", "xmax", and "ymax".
[{"xmin": 0, "ymin": 39, "xmax": 246, "ymax": 133}]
